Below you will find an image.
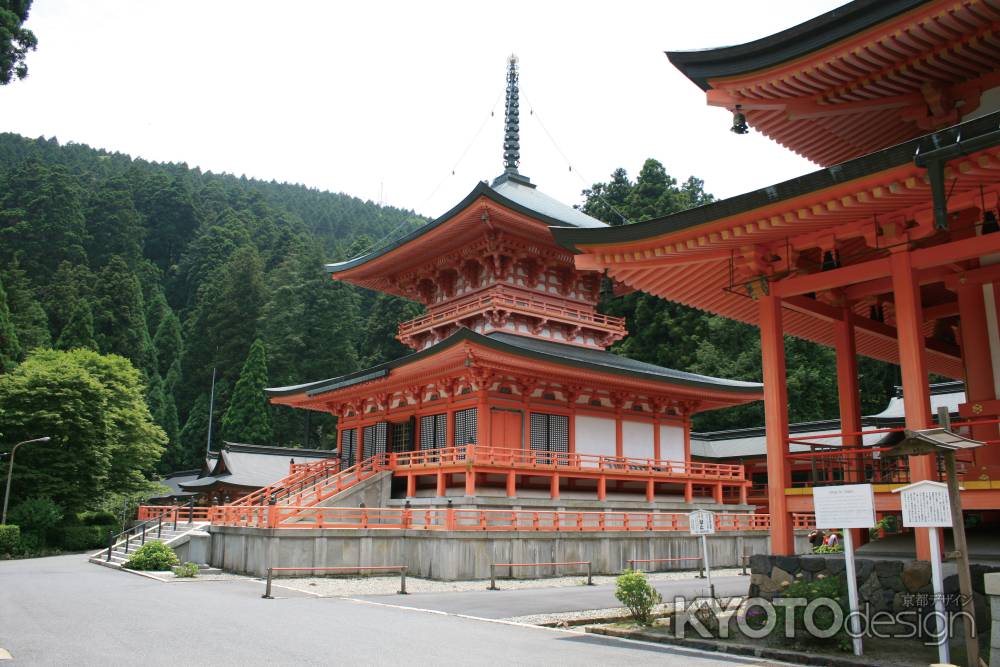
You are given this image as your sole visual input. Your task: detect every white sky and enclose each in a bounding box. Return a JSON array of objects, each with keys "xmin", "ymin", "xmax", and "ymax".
[{"xmin": 2, "ymin": 1, "xmax": 846, "ymax": 219}]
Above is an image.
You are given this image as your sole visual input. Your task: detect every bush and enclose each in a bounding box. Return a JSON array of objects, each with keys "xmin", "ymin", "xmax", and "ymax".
[
  {"xmin": 58, "ymin": 525, "xmax": 115, "ymax": 551},
  {"xmin": 78, "ymin": 510, "xmax": 118, "ymax": 526},
  {"xmin": 0, "ymin": 525, "xmax": 20, "ymax": 554},
  {"xmin": 124, "ymin": 541, "xmax": 179, "ymax": 571},
  {"xmin": 773, "ymin": 575, "xmax": 849, "ymax": 649},
  {"xmin": 615, "ymin": 569, "xmax": 662, "ymax": 625},
  {"xmin": 8, "ymin": 497, "xmax": 63, "ymax": 547},
  {"xmin": 173, "ymin": 562, "xmax": 200, "ymax": 578},
  {"xmin": 813, "ymin": 544, "xmax": 844, "ymax": 554}
]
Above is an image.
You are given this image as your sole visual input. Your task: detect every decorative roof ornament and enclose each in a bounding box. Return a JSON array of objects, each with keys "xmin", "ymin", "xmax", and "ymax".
[
  {"xmin": 493, "ymin": 54, "xmax": 532, "ymax": 187},
  {"xmin": 503, "ymin": 54, "xmax": 520, "ymax": 174}
]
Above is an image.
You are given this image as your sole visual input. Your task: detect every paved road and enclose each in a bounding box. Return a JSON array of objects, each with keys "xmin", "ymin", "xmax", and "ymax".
[
  {"xmin": 355, "ymin": 575, "xmax": 749, "ymax": 619},
  {"xmin": 0, "ymin": 556, "xmax": 792, "ymax": 666}
]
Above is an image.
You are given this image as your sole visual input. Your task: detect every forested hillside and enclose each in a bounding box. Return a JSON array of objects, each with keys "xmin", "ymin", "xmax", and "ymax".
[
  {"xmin": 0, "ymin": 133, "xmax": 424, "ymax": 469},
  {"xmin": 0, "ymin": 133, "xmax": 901, "ymax": 477}
]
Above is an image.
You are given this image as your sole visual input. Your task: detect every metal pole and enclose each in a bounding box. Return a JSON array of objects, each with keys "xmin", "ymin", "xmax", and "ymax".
[
  {"xmin": 398, "ymin": 566, "xmax": 407, "ymax": 595},
  {"xmin": 262, "ymin": 567, "xmax": 274, "ymax": 599},
  {"xmin": 586, "ymin": 562, "xmax": 593, "ymax": 586},
  {"xmin": 843, "ymin": 528, "xmax": 863, "ymax": 656},
  {"xmin": 106, "ymin": 530, "xmax": 113, "ymax": 562},
  {"xmin": 188, "ymin": 499, "xmax": 193, "ymax": 524},
  {"xmin": 927, "ymin": 526, "xmax": 949, "ymax": 665},
  {"xmin": 157, "ymin": 515, "xmax": 162, "ymax": 539},
  {"xmin": 1, "ymin": 437, "xmax": 50, "ymax": 524},
  {"xmin": 141, "ymin": 523, "xmax": 146, "ymax": 546},
  {"xmin": 489, "ymin": 563, "xmax": 497, "ymax": 590},
  {"xmin": 206, "ymin": 367, "xmax": 217, "ymax": 456},
  {"xmin": 702, "ymin": 534, "xmax": 715, "ymax": 598},
  {"xmin": 173, "ymin": 506, "xmax": 178, "ymax": 531}
]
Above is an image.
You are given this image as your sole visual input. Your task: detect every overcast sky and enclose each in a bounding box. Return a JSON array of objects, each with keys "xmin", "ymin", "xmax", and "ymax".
[{"xmin": 2, "ymin": 1, "xmax": 846, "ymax": 219}]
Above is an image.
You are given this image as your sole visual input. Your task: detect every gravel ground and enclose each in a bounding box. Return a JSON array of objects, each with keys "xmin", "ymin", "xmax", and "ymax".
[
  {"xmin": 503, "ymin": 603, "xmax": 676, "ymax": 627},
  {"xmin": 270, "ymin": 568, "xmax": 744, "ymax": 597},
  {"xmin": 134, "ymin": 570, "xmax": 252, "ymax": 583}
]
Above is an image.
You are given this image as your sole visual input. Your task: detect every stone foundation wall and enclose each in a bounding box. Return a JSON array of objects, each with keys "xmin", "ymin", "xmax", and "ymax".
[
  {"xmin": 210, "ymin": 526, "xmax": 811, "ymax": 580},
  {"xmin": 749, "ymin": 554, "xmax": 1000, "ymax": 634}
]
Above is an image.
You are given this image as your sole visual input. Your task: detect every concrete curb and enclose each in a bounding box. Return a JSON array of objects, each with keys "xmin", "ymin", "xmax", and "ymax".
[{"xmin": 586, "ymin": 625, "xmax": 887, "ymax": 667}]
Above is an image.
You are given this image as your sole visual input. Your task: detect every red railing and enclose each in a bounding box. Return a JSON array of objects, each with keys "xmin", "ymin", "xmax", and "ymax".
[
  {"xmin": 397, "ymin": 286, "xmax": 626, "ymax": 339},
  {"xmin": 137, "ymin": 505, "xmax": 214, "ymax": 522},
  {"xmin": 213, "ymin": 505, "xmax": 774, "ymax": 532},
  {"xmin": 231, "ymin": 457, "xmax": 341, "ymax": 507},
  {"xmin": 392, "ymin": 445, "xmax": 746, "ymax": 481}
]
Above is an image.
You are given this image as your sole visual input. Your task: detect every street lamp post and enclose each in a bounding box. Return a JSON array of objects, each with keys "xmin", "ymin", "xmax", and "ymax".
[{"xmin": 1, "ymin": 437, "xmax": 51, "ymax": 524}]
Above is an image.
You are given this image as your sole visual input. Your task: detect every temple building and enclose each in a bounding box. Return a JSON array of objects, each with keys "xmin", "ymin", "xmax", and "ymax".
[
  {"xmin": 264, "ymin": 56, "xmax": 762, "ymax": 509},
  {"xmin": 553, "ymin": 0, "xmax": 1000, "ymax": 560}
]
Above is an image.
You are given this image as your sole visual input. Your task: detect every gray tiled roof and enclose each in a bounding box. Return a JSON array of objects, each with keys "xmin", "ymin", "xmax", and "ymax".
[{"xmin": 178, "ymin": 442, "xmax": 335, "ymax": 491}]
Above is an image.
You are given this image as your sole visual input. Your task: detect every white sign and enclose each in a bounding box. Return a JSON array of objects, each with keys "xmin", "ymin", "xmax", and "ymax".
[
  {"xmin": 895, "ymin": 481, "xmax": 952, "ymax": 528},
  {"xmin": 688, "ymin": 509, "xmax": 716, "ymax": 535},
  {"xmin": 813, "ymin": 484, "xmax": 876, "ymax": 529}
]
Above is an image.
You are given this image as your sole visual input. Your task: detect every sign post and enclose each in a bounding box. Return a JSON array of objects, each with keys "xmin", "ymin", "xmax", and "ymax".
[
  {"xmin": 892, "ymin": 480, "xmax": 954, "ymax": 665},
  {"xmin": 812, "ymin": 484, "xmax": 876, "ymax": 657},
  {"xmin": 688, "ymin": 509, "xmax": 716, "ymax": 598}
]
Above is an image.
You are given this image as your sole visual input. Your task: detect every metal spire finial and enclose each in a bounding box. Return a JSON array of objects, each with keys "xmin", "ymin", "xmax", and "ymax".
[{"xmin": 503, "ymin": 54, "xmax": 520, "ymax": 174}]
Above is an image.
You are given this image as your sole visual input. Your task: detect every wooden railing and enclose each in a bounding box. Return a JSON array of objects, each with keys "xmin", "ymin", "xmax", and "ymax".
[
  {"xmin": 230, "ymin": 458, "xmax": 341, "ymax": 507},
  {"xmin": 391, "ymin": 445, "xmax": 746, "ymax": 481},
  {"xmin": 213, "ymin": 505, "xmax": 775, "ymax": 532},
  {"xmin": 397, "ymin": 286, "xmax": 626, "ymax": 338}
]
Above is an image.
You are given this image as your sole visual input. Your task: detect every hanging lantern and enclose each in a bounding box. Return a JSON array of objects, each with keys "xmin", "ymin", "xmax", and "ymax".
[{"xmin": 731, "ymin": 106, "xmax": 749, "ymax": 135}]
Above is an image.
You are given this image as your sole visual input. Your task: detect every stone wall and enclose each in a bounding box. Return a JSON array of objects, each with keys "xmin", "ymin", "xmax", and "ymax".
[
  {"xmin": 210, "ymin": 526, "xmax": 811, "ymax": 580},
  {"xmin": 749, "ymin": 554, "xmax": 1000, "ymax": 635}
]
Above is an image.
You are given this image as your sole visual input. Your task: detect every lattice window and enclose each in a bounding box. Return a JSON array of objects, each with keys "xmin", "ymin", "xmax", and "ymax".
[
  {"xmin": 420, "ymin": 413, "xmax": 447, "ymax": 450},
  {"xmin": 390, "ymin": 418, "xmax": 415, "ymax": 453},
  {"xmin": 362, "ymin": 422, "xmax": 388, "ymax": 460},
  {"xmin": 530, "ymin": 413, "xmax": 569, "ymax": 457},
  {"xmin": 454, "ymin": 407, "xmax": 478, "ymax": 445},
  {"xmin": 340, "ymin": 428, "xmax": 358, "ymax": 468}
]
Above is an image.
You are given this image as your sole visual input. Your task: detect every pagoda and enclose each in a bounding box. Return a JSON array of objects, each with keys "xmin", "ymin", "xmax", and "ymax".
[{"xmin": 266, "ymin": 56, "xmax": 762, "ymax": 508}]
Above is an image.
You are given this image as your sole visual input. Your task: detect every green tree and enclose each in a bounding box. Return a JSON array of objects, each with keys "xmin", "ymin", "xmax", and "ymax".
[
  {"xmin": 179, "ymin": 393, "xmax": 210, "ymax": 467},
  {"xmin": 0, "ymin": 260, "xmax": 49, "ymax": 354},
  {"xmin": 92, "ymin": 256, "xmax": 156, "ymax": 375},
  {"xmin": 0, "ymin": 273, "xmax": 20, "ymax": 371},
  {"xmin": 220, "ymin": 338, "xmax": 272, "ymax": 444},
  {"xmin": 152, "ymin": 309, "xmax": 182, "ymax": 377},
  {"xmin": 84, "ymin": 177, "xmax": 144, "ymax": 267},
  {"xmin": 55, "ymin": 299, "xmax": 97, "ymax": 351},
  {"xmin": 0, "ymin": 348, "xmax": 165, "ymax": 509},
  {"xmin": 0, "ymin": 0, "xmax": 37, "ymax": 84}
]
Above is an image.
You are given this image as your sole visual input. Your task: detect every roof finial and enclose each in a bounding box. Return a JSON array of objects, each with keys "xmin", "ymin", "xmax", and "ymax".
[{"xmin": 503, "ymin": 54, "xmax": 520, "ymax": 175}]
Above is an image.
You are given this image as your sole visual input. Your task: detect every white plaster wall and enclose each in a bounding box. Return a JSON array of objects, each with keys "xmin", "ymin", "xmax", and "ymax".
[
  {"xmin": 660, "ymin": 424, "xmax": 685, "ymax": 463},
  {"xmin": 621, "ymin": 420, "xmax": 653, "ymax": 459},
  {"xmin": 574, "ymin": 415, "xmax": 615, "ymax": 465}
]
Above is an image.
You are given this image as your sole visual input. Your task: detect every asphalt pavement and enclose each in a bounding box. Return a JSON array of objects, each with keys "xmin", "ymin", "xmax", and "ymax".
[
  {"xmin": 0, "ymin": 555, "xmax": 787, "ymax": 666},
  {"xmin": 353, "ymin": 575, "xmax": 750, "ymax": 619}
]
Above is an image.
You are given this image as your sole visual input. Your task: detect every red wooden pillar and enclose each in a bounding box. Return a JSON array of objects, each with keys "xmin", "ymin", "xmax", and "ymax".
[
  {"xmin": 684, "ymin": 482, "xmax": 693, "ymax": 503},
  {"xmin": 759, "ymin": 294, "xmax": 794, "ymax": 555},
  {"xmin": 465, "ymin": 470, "xmax": 476, "ymax": 496},
  {"xmin": 890, "ymin": 250, "xmax": 934, "ymax": 561},
  {"xmin": 550, "ymin": 473, "xmax": 560, "ymax": 499},
  {"xmin": 653, "ymin": 417, "xmax": 661, "ymax": 461},
  {"xmin": 436, "ymin": 470, "xmax": 446, "ymax": 497},
  {"xmin": 476, "ymin": 390, "xmax": 489, "ymax": 447},
  {"xmin": 958, "ymin": 282, "xmax": 1000, "ymax": 465},
  {"xmin": 683, "ymin": 415, "xmax": 692, "ymax": 465},
  {"xmin": 406, "ymin": 473, "xmax": 416, "ymax": 498},
  {"xmin": 506, "ymin": 471, "xmax": 516, "ymax": 497},
  {"xmin": 835, "ymin": 310, "xmax": 867, "ymax": 546},
  {"xmin": 567, "ymin": 406, "xmax": 576, "ymax": 454},
  {"xmin": 645, "ymin": 478, "xmax": 654, "ymax": 502},
  {"xmin": 615, "ymin": 408, "xmax": 624, "ymax": 458},
  {"xmin": 597, "ymin": 476, "xmax": 607, "ymax": 501}
]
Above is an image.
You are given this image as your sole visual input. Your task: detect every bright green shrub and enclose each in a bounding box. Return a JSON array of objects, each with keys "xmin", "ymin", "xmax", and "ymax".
[
  {"xmin": 773, "ymin": 575, "xmax": 849, "ymax": 649},
  {"xmin": 124, "ymin": 541, "xmax": 179, "ymax": 571},
  {"xmin": 173, "ymin": 562, "xmax": 199, "ymax": 577},
  {"xmin": 615, "ymin": 569, "xmax": 662, "ymax": 625},
  {"xmin": 0, "ymin": 525, "xmax": 20, "ymax": 553}
]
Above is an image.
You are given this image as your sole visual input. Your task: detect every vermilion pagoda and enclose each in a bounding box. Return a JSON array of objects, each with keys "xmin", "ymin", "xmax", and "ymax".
[
  {"xmin": 554, "ymin": 0, "xmax": 1000, "ymax": 560},
  {"xmin": 266, "ymin": 56, "xmax": 762, "ymax": 509}
]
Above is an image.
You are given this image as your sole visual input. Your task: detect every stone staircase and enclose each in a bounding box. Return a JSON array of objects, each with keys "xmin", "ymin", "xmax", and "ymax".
[{"xmin": 88, "ymin": 521, "xmax": 219, "ymax": 573}]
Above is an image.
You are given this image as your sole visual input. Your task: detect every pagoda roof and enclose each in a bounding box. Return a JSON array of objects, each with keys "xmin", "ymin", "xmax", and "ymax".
[
  {"xmin": 178, "ymin": 443, "xmax": 334, "ymax": 492},
  {"xmin": 667, "ymin": 0, "xmax": 926, "ymax": 92},
  {"xmin": 668, "ymin": 0, "xmax": 1000, "ymax": 166},
  {"xmin": 325, "ymin": 178, "xmax": 605, "ymax": 277},
  {"xmin": 266, "ymin": 328, "xmax": 761, "ymax": 405}
]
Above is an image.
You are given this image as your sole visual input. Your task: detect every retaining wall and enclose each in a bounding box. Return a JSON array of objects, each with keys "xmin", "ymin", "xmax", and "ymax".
[{"xmin": 208, "ymin": 526, "xmax": 810, "ymax": 580}]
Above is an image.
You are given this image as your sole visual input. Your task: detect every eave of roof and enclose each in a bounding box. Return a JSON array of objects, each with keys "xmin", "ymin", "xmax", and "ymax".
[
  {"xmin": 666, "ymin": 0, "xmax": 927, "ymax": 91},
  {"xmin": 553, "ymin": 110, "xmax": 1000, "ymax": 254},
  {"xmin": 267, "ymin": 328, "xmax": 761, "ymax": 402},
  {"xmin": 325, "ymin": 180, "xmax": 604, "ymax": 275}
]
